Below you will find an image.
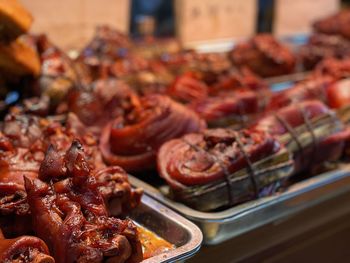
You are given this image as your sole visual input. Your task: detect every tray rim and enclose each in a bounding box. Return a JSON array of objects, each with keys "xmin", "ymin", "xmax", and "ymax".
[
  {"xmin": 129, "ymin": 164, "xmax": 350, "ymax": 223},
  {"xmin": 134, "ymin": 194, "xmax": 203, "ymax": 263}
]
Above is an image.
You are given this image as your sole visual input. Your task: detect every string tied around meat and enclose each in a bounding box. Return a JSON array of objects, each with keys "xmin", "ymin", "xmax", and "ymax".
[
  {"xmin": 274, "ymin": 113, "xmax": 305, "ymax": 168},
  {"xmin": 182, "ymin": 130, "xmax": 259, "ymax": 206},
  {"xmin": 229, "ymin": 130, "xmax": 259, "ymax": 198},
  {"xmin": 298, "ymin": 106, "xmax": 318, "ymax": 168},
  {"xmin": 274, "ymin": 105, "xmax": 323, "ymax": 169}
]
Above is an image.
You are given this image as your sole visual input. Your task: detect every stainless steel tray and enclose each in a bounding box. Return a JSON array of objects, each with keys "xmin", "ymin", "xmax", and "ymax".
[
  {"xmin": 129, "ymin": 194, "xmax": 203, "ymax": 262},
  {"xmin": 129, "ymin": 165, "xmax": 350, "ymax": 245}
]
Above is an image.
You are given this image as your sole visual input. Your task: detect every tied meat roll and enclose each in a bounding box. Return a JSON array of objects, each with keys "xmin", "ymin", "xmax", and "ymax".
[
  {"xmin": 252, "ymin": 100, "xmax": 350, "ymax": 173},
  {"xmin": 25, "ymin": 140, "xmax": 143, "ymax": 263},
  {"xmin": 158, "ymin": 129, "xmax": 292, "ymax": 211},
  {"xmin": 157, "ymin": 101, "xmax": 350, "ymax": 211},
  {"xmin": 0, "ymin": 229, "xmax": 54, "ymax": 263},
  {"xmin": 100, "ymin": 94, "xmax": 206, "ymax": 172}
]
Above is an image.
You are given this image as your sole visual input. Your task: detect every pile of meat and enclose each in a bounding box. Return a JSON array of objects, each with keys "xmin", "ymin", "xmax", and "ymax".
[
  {"xmin": 62, "ymin": 26, "xmax": 350, "ymax": 213},
  {"xmin": 3, "ymin": 2, "xmax": 350, "ymax": 260},
  {"xmin": 0, "ymin": 111, "xmax": 143, "ymax": 262},
  {"xmin": 300, "ymin": 10, "xmax": 350, "ymax": 69}
]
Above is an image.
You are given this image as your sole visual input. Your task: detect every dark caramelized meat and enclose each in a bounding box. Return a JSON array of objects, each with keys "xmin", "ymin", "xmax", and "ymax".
[
  {"xmin": 67, "ymin": 78, "xmax": 138, "ymax": 135},
  {"xmin": 0, "ymin": 229, "xmax": 54, "ymax": 263},
  {"xmin": 299, "ymin": 34, "xmax": 350, "ymax": 70},
  {"xmin": 313, "ymin": 10, "xmax": 350, "ymax": 39},
  {"xmin": 0, "ymin": 112, "xmax": 104, "ymax": 237},
  {"xmin": 25, "ymin": 140, "xmax": 143, "ymax": 263},
  {"xmin": 230, "ymin": 34, "xmax": 296, "ymax": 77},
  {"xmin": 78, "ymin": 26, "xmax": 150, "ymax": 80}
]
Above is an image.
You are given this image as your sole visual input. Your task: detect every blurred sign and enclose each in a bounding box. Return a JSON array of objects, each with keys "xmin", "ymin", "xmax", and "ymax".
[
  {"xmin": 274, "ymin": 0, "xmax": 340, "ymax": 36},
  {"xmin": 20, "ymin": 0, "xmax": 130, "ymax": 50},
  {"xmin": 175, "ymin": 0, "xmax": 257, "ymax": 48}
]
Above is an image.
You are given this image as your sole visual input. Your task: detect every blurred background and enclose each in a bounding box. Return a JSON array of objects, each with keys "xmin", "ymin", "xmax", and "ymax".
[
  {"xmin": 129, "ymin": 0, "xmax": 350, "ymax": 36},
  {"xmin": 19, "ymin": 0, "xmax": 347, "ymax": 50}
]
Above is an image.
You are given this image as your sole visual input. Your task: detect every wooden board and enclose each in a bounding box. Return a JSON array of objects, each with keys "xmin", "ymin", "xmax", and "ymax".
[
  {"xmin": 274, "ymin": 0, "xmax": 340, "ymax": 36},
  {"xmin": 175, "ymin": 0, "xmax": 257, "ymax": 48},
  {"xmin": 20, "ymin": 0, "xmax": 130, "ymax": 50}
]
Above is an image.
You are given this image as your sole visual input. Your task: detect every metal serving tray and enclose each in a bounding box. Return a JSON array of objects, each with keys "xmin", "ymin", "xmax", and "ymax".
[
  {"xmin": 129, "ymin": 194, "xmax": 203, "ymax": 262},
  {"xmin": 129, "ymin": 165, "xmax": 350, "ymax": 245}
]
